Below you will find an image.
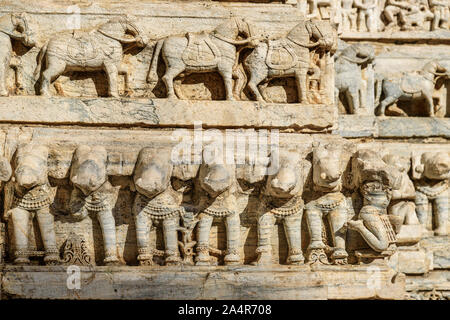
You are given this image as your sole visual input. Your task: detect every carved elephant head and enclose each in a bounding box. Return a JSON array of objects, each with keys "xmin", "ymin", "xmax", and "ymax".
[
  {"xmin": 312, "ymin": 142, "xmax": 344, "ymax": 192},
  {"xmin": 14, "ymin": 144, "xmax": 48, "ymax": 189},
  {"xmin": 417, "ymin": 151, "xmax": 450, "ymax": 180},
  {"xmin": 133, "ymin": 147, "xmax": 173, "ymax": 199},
  {"xmin": 70, "ymin": 145, "xmax": 108, "ymax": 196},
  {"xmin": 199, "ymin": 148, "xmax": 235, "ymax": 198}
]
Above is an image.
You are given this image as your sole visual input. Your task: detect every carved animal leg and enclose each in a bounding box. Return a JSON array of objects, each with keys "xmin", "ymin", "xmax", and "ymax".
[
  {"xmin": 133, "ymin": 205, "xmax": 153, "ymax": 265},
  {"xmin": 327, "ymin": 208, "xmax": 348, "ymax": 263},
  {"xmin": 162, "ymin": 66, "xmax": 184, "ymax": 99},
  {"xmin": 305, "ymin": 207, "xmax": 326, "ymax": 250},
  {"xmin": 104, "ymin": 62, "xmax": 120, "ymax": 98},
  {"xmin": 118, "ymin": 64, "xmax": 132, "ymax": 96},
  {"xmin": 247, "ymin": 71, "xmax": 267, "ymax": 102},
  {"xmin": 36, "ymin": 207, "xmax": 59, "ymax": 265},
  {"xmin": 345, "ymin": 89, "xmax": 358, "ymax": 114},
  {"xmin": 348, "ymin": 213, "xmax": 389, "ymax": 252},
  {"xmin": 283, "ymin": 212, "xmax": 304, "ymax": 265},
  {"xmin": 163, "ymin": 217, "xmax": 181, "ymax": 265},
  {"xmin": 425, "ymin": 94, "xmax": 435, "ymax": 117},
  {"xmin": 252, "ymin": 211, "xmax": 275, "ymax": 266},
  {"xmin": 10, "ymin": 208, "xmax": 31, "ymax": 265},
  {"xmin": 415, "ymin": 192, "xmax": 429, "ymax": 230},
  {"xmin": 41, "ymin": 59, "xmax": 66, "ymax": 97},
  {"xmin": 0, "ymin": 51, "xmax": 11, "ymax": 96},
  {"xmin": 97, "ymin": 209, "xmax": 119, "ymax": 265},
  {"xmin": 195, "ymin": 214, "xmax": 213, "ymax": 266},
  {"xmin": 295, "ymin": 69, "xmax": 308, "ymax": 103},
  {"xmin": 224, "ymin": 212, "xmax": 240, "ymax": 265},
  {"xmin": 218, "ymin": 66, "xmax": 235, "ymax": 101},
  {"xmin": 433, "ymin": 195, "xmax": 449, "ymax": 236},
  {"xmin": 377, "ymin": 95, "xmax": 398, "ymax": 116}
]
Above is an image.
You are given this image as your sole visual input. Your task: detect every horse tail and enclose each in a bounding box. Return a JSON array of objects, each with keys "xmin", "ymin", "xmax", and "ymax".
[
  {"xmin": 232, "ymin": 47, "xmax": 247, "ymax": 99},
  {"xmin": 147, "ymin": 39, "xmax": 164, "ymax": 85},
  {"xmin": 33, "ymin": 41, "xmax": 48, "ymax": 81}
]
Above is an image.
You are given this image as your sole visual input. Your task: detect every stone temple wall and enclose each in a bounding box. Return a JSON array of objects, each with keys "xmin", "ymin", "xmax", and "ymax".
[{"xmin": 0, "ymin": 0, "xmax": 448, "ymax": 300}]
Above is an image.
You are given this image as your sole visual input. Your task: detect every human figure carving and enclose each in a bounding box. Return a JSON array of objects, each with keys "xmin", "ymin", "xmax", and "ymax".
[
  {"xmin": 69, "ymin": 145, "xmax": 120, "ymax": 265},
  {"xmin": 195, "ymin": 150, "xmax": 240, "ymax": 265},
  {"xmin": 347, "ymin": 150, "xmax": 401, "ymax": 252},
  {"xmin": 430, "ymin": 0, "xmax": 449, "ymax": 30},
  {"xmin": 132, "ymin": 148, "xmax": 199, "ymax": 266},
  {"xmin": 147, "ymin": 18, "xmax": 255, "ymax": 101},
  {"xmin": 305, "ymin": 143, "xmax": 350, "ymax": 264},
  {"xmin": 243, "ymin": 20, "xmax": 337, "ymax": 103},
  {"xmin": 413, "ymin": 152, "xmax": 449, "ymax": 236},
  {"xmin": 354, "ymin": 0, "xmax": 379, "ymax": 32},
  {"xmin": 6, "ymin": 145, "xmax": 59, "ymax": 265},
  {"xmin": 34, "ymin": 17, "xmax": 146, "ymax": 97},
  {"xmin": 339, "ymin": 0, "xmax": 358, "ymax": 33},
  {"xmin": 0, "ymin": 13, "xmax": 36, "ymax": 96},
  {"xmin": 376, "ymin": 60, "xmax": 448, "ymax": 117},
  {"xmin": 383, "ymin": 0, "xmax": 434, "ymax": 30},
  {"xmin": 252, "ymin": 151, "xmax": 307, "ymax": 266}
]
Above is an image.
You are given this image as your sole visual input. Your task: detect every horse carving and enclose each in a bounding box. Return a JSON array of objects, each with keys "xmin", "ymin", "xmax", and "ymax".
[
  {"xmin": 147, "ymin": 17, "xmax": 255, "ymax": 100},
  {"xmin": 0, "ymin": 13, "xmax": 36, "ymax": 96},
  {"xmin": 34, "ymin": 17, "xmax": 146, "ymax": 98},
  {"xmin": 243, "ymin": 20, "xmax": 337, "ymax": 103},
  {"xmin": 376, "ymin": 60, "xmax": 449, "ymax": 117}
]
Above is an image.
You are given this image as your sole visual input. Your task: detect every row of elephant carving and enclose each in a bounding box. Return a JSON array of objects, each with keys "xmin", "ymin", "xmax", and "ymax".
[
  {"xmin": 1, "ymin": 13, "xmax": 338, "ymax": 103},
  {"xmin": 0, "ymin": 142, "xmax": 448, "ymax": 266}
]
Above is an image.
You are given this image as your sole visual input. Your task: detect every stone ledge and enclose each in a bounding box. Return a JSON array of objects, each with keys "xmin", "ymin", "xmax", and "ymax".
[
  {"xmin": 0, "ymin": 264, "xmax": 404, "ymax": 300},
  {"xmin": 336, "ymin": 115, "xmax": 450, "ymax": 138},
  {"xmin": 341, "ymin": 31, "xmax": 450, "ymax": 43},
  {"xmin": 0, "ymin": 97, "xmax": 336, "ymax": 132}
]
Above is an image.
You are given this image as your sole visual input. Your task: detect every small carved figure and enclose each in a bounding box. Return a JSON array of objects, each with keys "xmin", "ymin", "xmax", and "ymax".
[
  {"xmin": 339, "ymin": 0, "xmax": 358, "ymax": 33},
  {"xmin": 413, "ymin": 152, "xmax": 449, "ymax": 236},
  {"xmin": 348, "ymin": 150, "xmax": 401, "ymax": 253},
  {"xmin": 6, "ymin": 145, "xmax": 59, "ymax": 265},
  {"xmin": 195, "ymin": 150, "xmax": 240, "ymax": 266},
  {"xmin": 306, "ymin": 143, "xmax": 350, "ymax": 265},
  {"xmin": 253, "ymin": 151, "xmax": 308, "ymax": 266},
  {"xmin": 354, "ymin": 0, "xmax": 379, "ymax": 32},
  {"xmin": 383, "ymin": 0, "xmax": 433, "ymax": 30},
  {"xmin": 132, "ymin": 148, "xmax": 199, "ymax": 266},
  {"xmin": 147, "ymin": 18, "xmax": 254, "ymax": 101},
  {"xmin": 430, "ymin": 0, "xmax": 449, "ymax": 30},
  {"xmin": 335, "ymin": 43, "xmax": 375, "ymax": 114},
  {"xmin": 0, "ymin": 13, "xmax": 36, "ymax": 96},
  {"xmin": 34, "ymin": 17, "xmax": 146, "ymax": 98},
  {"xmin": 376, "ymin": 60, "xmax": 448, "ymax": 116},
  {"xmin": 243, "ymin": 20, "xmax": 337, "ymax": 103},
  {"xmin": 69, "ymin": 145, "xmax": 120, "ymax": 265},
  {"xmin": 382, "ymin": 154, "xmax": 419, "ymax": 233}
]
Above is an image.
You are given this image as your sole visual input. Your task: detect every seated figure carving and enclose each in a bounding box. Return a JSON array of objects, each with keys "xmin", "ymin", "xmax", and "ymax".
[
  {"xmin": 305, "ymin": 142, "xmax": 351, "ymax": 265},
  {"xmin": 413, "ymin": 151, "xmax": 449, "ymax": 236},
  {"xmin": 132, "ymin": 148, "xmax": 199, "ymax": 266},
  {"xmin": 252, "ymin": 151, "xmax": 308, "ymax": 266},
  {"xmin": 69, "ymin": 145, "xmax": 120, "ymax": 265},
  {"xmin": 6, "ymin": 144, "xmax": 59, "ymax": 265}
]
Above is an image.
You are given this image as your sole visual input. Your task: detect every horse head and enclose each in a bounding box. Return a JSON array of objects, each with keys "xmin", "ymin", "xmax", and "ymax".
[
  {"xmin": 11, "ymin": 13, "xmax": 36, "ymax": 47},
  {"xmin": 133, "ymin": 148, "xmax": 173, "ymax": 199},
  {"xmin": 265, "ymin": 151, "xmax": 304, "ymax": 199},
  {"xmin": 70, "ymin": 145, "xmax": 108, "ymax": 196},
  {"xmin": 14, "ymin": 144, "xmax": 48, "ymax": 190},
  {"xmin": 313, "ymin": 142, "xmax": 344, "ymax": 192},
  {"xmin": 98, "ymin": 16, "xmax": 147, "ymax": 48},
  {"xmin": 212, "ymin": 17, "xmax": 256, "ymax": 45}
]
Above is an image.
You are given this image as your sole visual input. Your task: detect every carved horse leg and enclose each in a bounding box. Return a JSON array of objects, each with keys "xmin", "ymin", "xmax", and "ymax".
[
  {"xmin": 283, "ymin": 212, "xmax": 304, "ymax": 265},
  {"xmin": 104, "ymin": 61, "xmax": 120, "ymax": 98},
  {"xmin": 9, "ymin": 207, "xmax": 31, "ymax": 265},
  {"xmin": 195, "ymin": 214, "xmax": 214, "ymax": 266},
  {"xmin": 162, "ymin": 65, "xmax": 185, "ymax": 99},
  {"xmin": 36, "ymin": 207, "xmax": 59, "ymax": 265},
  {"xmin": 217, "ymin": 64, "xmax": 235, "ymax": 101},
  {"xmin": 133, "ymin": 205, "xmax": 153, "ymax": 265},
  {"xmin": 295, "ymin": 69, "xmax": 308, "ymax": 104},
  {"xmin": 41, "ymin": 57, "xmax": 66, "ymax": 97},
  {"xmin": 424, "ymin": 92, "xmax": 435, "ymax": 117}
]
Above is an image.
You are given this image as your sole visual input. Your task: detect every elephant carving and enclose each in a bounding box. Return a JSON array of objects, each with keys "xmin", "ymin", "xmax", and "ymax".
[
  {"xmin": 252, "ymin": 151, "xmax": 309, "ymax": 266},
  {"xmin": 305, "ymin": 142, "xmax": 351, "ymax": 265},
  {"xmin": 5, "ymin": 144, "xmax": 59, "ymax": 265},
  {"xmin": 413, "ymin": 151, "xmax": 449, "ymax": 236},
  {"xmin": 195, "ymin": 150, "xmax": 240, "ymax": 266},
  {"xmin": 69, "ymin": 145, "xmax": 120, "ymax": 265},
  {"xmin": 34, "ymin": 17, "xmax": 146, "ymax": 98},
  {"xmin": 147, "ymin": 17, "xmax": 254, "ymax": 100},
  {"xmin": 0, "ymin": 13, "xmax": 36, "ymax": 96},
  {"xmin": 132, "ymin": 147, "xmax": 199, "ymax": 266},
  {"xmin": 376, "ymin": 61, "xmax": 449, "ymax": 117}
]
